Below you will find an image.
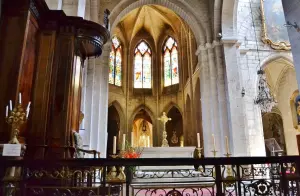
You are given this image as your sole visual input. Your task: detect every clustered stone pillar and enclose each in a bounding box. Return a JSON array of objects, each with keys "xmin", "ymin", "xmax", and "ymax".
[
  {"xmin": 282, "ymin": 0, "xmax": 300, "ymax": 155},
  {"xmin": 197, "ymin": 40, "xmax": 252, "ymax": 157},
  {"xmin": 83, "ymin": 42, "xmax": 111, "ymax": 158}
]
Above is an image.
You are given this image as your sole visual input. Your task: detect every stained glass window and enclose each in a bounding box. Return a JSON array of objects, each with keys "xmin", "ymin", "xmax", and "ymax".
[
  {"xmin": 163, "ymin": 37, "xmax": 179, "ymax": 86},
  {"xmin": 109, "ymin": 37, "xmax": 122, "ymax": 86},
  {"xmin": 134, "ymin": 41, "xmax": 152, "ymax": 88}
]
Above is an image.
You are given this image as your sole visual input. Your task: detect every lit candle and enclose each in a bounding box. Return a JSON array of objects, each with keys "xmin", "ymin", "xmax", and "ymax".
[
  {"xmin": 122, "ymin": 134, "xmax": 126, "ymax": 150},
  {"xmin": 197, "ymin": 133, "xmax": 201, "ymax": 148},
  {"xmin": 9, "ymin": 100, "xmax": 12, "ymax": 111},
  {"xmin": 131, "ymin": 132, "xmax": 134, "ymax": 147},
  {"xmin": 212, "ymin": 134, "xmax": 216, "ymax": 150},
  {"xmin": 26, "ymin": 102, "xmax": 31, "ymax": 118},
  {"xmin": 225, "ymin": 136, "xmax": 229, "ymax": 154},
  {"xmin": 113, "ymin": 136, "xmax": 117, "ymax": 154},
  {"xmin": 5, "ymin": 105, "xmax": 8, "ymax": 117},
  {"xmin": 19, "ymin": 93, "xmax": 22, "ymax": 104}
]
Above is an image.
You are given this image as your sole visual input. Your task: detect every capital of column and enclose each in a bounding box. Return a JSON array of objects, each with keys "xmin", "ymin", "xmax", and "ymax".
[{"xmin": 195, "ymin": 40, "xmax": 224, "ymax": 55}]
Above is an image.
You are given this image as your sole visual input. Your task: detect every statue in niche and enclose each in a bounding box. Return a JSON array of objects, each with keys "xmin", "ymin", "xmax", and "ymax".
[{"xmin": 295, "ymin": 95, "xmax": 300, "ymax": 127}]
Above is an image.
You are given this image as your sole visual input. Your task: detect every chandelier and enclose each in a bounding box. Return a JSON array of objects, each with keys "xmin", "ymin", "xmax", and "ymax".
[{"xmin": 254, "ymin": 69, "xmax": 277, "ymax": 113}]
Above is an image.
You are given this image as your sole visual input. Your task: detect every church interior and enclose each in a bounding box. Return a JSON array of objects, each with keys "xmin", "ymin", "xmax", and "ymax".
[{"xmin": 1, "ymin": 0, "xmax": 300, "ymax": 195}]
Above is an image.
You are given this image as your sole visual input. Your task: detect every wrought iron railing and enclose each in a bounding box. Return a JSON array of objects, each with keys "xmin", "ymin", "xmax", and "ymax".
[{"xmin": 0, "ymin": 156, "xmax": 300, "ymax": 196}]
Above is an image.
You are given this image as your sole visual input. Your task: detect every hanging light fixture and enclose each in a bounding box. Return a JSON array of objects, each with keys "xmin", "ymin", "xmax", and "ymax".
[
  {"xmin": 249, "ymin": 0, "xmax": 276, "ymax": 113},
  {"xmin": 254, "ymin": 69, "xmax": 277, "ymax": 113}
]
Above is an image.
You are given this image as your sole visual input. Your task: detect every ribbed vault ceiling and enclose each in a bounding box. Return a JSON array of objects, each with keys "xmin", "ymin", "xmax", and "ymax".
[{"xmin": 114, "ymin": 5, "xmax": 183, "ymax": 44}]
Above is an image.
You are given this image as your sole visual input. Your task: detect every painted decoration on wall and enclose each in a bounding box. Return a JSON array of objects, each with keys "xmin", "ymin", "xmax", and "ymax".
[
  {"xmin": 109, "ymin": 37, "xmax": 122, "ymax": 86},
  {"xmin": 163, "ymin": 37, "xmax": 179, "ymax": 86},
  {"xmin": 295, "ymin": 95, "xmax": 300, "ymax": 126},
  {"xmin": 134, "ymin": 41, "xmax": 152, "ymax": 88},
  {"xmin": 261, "ymin": 0, "xmax": 291, "ymax": 50}
]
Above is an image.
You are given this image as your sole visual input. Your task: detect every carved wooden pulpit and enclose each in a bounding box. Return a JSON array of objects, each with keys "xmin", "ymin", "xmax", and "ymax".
[{"xmin": 0, "ymin": 0, "xmax": 109, "ymax": 159}]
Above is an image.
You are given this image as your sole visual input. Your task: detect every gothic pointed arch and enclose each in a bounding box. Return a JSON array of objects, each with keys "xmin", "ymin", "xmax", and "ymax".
[
  {"xmin": 163, "ymin": 36, "xmax": 179, "ymax": 86},
  {"xmin": 163, "ymin": 102, "xmax": 183, "ymax": 117},
  {"xmin": 134, "ymin": 40, "xmax": 152, "ymax": 89},
  {"xmin": 166, "ymin": 106, "xmax": 183, "ymax": 147},
  {"xmin": 109, "ymin": 36, "xmax": 122, "ymax": 86},
  {"xmin": 193, "ymin": 78, "xmax": 203, "ymax": 150},
  {"xmin": 107, "ymin": 104, "xmax": 121, "ymax": 156},
  {"xmin": 184, "ymin": 94, "xmax": 193, "ymax": 146}
]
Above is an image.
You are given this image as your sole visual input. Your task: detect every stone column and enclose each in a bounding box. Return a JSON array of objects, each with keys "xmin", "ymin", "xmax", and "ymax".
[
  {"xmin": 207, "ymin": 43, "xmax": 223, "ymax": 156},
  {"xmin": 214, "ymin": 41, "xmax": 230, "ymax": 154},
  {"xmin": 282, "ymin": 0, "xmax": 300, "ymax": 155},
  {"xmin": 223, "ymin": 39, "xmax": 252, "ymax": 156},
  {"xmin": 197, "ymin": 45, "xmax": 213, "ymax": 157},
  {"xmin": 87, "ymin": 42, "xmax": 111, "ymax": 158}
]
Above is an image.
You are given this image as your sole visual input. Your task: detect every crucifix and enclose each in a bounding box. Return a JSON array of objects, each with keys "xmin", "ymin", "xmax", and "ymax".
[{"xmin": 157, "ymin": 112, "xmax": 171, "ymax": 147}]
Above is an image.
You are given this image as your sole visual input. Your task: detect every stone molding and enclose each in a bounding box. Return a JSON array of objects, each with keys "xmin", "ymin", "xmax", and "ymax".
[{"xmin": 195, "ymin": 40, "xmax": 223, "ymax": 55}]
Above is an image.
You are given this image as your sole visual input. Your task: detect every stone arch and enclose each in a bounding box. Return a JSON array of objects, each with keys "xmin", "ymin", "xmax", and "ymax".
[
  {"xmin": 290, "ymin": 90, "xmax": 299, "ymax": 129},
  {"xmin": 129, "ymin": 104, "xmax": 157, "ymax": 145},
  {"xmin": 220, "ymin": 0, "xmax": 238, "ymax": 38},
  {"xmin": 163, "ymin": 102, "xmax": 183, "ymax": 117},
  {"xmin": 261, "ymin": 54, "xmax": 294, "ymax": 70},
  {"xmin": 166, "ymin": 106, "xmax": 183, "ymax": 147},
  {"xmin": 109, "ymin": 0, "xmax": 207, "ymax": 45},
  {"xmin": 108, "ymin": 100, "xmax": 126, "ymax": 136}
]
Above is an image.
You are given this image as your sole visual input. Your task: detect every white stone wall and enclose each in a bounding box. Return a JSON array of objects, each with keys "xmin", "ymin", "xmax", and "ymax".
[{"xmin": 235, "ymin": 0, "xmax": 294, "ymax": 155}]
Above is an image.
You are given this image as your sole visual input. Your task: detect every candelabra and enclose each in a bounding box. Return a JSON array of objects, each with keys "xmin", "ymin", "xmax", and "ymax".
[
  {"xmin": 106, "ymin": 154, "xmax": 126, "ymax": 182},
  {"xmin": 6, "ymin": 104, "xmax": 27, "ymax": 144}
]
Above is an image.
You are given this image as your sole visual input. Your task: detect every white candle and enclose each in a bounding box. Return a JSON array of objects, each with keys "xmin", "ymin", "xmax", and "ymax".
[
  {"xmin": 122, "ymin": 134, "xmax": 126, "ymax": 150},
  {"xmin": 131, "ymin": 132, "xmax": 134, "ymax": 147},
  {"xmin": 147, "ymin": 136, "xmax": 150, "ymax": 147},
  {"xmin": 113, "ymin": 136, "xmax": 117, "ymax": 154},
  {"xmin": 9, "ymin": 100, "xmax": 12, "ymax": 111},
  {"xmin": 197, "ymin": 133, "xmax": 201, "ymax": 148},
  {"xmin": 5, "ymin": 105, "xmax": 8, "ymax": 117},
  {"xmin": 212, "ymin": 134, "xmax": 216, "ymax": 150},
  {"xmin": 225, "ymin": 136, "xmax": 229, "ymax": 154},
  {"xmin": 19, "ymin": 93, "xmax": 22, "ymax": 104},
  {"xmin": 26, "ymin": 102, "xmax": 31, "ymax": 118}
]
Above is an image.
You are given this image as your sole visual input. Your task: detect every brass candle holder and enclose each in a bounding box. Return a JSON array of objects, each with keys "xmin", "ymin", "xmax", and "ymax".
[
  {"xmin": 193, "ymin": 147, "xmax": 203, "ymax": 172},
  {"xmin": 106, "ymin": 154, "xmax": 126, "ymax": 182},
  {"xmin": 211, "ymin": 149, "xmax": 217, "ymax": 157},
  {"xmin": 6, "ymin": 104, "xmax": 27, "ymax": 144}
]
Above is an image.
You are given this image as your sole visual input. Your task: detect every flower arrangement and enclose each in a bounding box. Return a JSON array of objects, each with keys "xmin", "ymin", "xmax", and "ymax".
[{"xmin": 120, "ymin": 141, "xmax": 143, "ymax": 159}]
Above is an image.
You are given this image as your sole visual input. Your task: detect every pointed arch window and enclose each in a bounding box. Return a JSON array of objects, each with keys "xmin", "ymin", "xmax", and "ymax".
[
  {"xmin": 134, "ymin": 41, "xmax": 152, "ymax": 88},
  {"xmin": 163, "ymin": 37, "xmax": 179, "ymax": 87},
  {"xmin": 109, "ymin": 37, "xmax": 122, "ymax": 86}
]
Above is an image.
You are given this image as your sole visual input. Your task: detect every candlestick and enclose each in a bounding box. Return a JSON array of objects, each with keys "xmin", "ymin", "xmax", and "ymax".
[
  {"xmin": 9, "ymin": 100, "xmax": 12, "ymax": 111},
  {"xmin": 113, "ymin": 136, "xmax": 117, "ymax": 154},
  {"xmin": 5, "ymin": 105, "xmax": 8, "ymax": 117},
  {"xmin": 197, "ymin": 133, "xmax": 201, "ymax": 148},
  {"xmin": 19, "ymin": 93, "xmax": 22, "ymax": 104},
  {"xmin": 225, "ymin": 136, "xmax": 229, "ymax": 154},
  {"xmin": 122, "ymin": 134, "xmax": 126, "ymax": 150},
  {"xmin": 26, "ymin": 102, "xmax": 31, "ymax": 118},
  {"xmin": 131, "ymin": 132, "xmax": 134, "ymax": 147},
  {"xmin": 212, "ymin": 134, "xmax": 216, "ymax": 150}
]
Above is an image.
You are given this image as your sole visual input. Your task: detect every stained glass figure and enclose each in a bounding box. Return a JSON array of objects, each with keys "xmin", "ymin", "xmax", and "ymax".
[
  {"xmin": 134, "ymin": 41, "xmax": 152, "ymax": 88},
  {"xmin": 163, "ymin": 37, "xmax": 179, "ymax": 86},
  {"xmin": 109, "ymin": 37, "xmax": 122, "ymax": 86}
]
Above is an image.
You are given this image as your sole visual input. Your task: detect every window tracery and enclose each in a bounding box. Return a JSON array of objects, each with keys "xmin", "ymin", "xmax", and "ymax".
[
  {"xmin": 134, "ymin": 41, "xmax": 152, "ymax": 88},
  {"xmin": 163, "ymin": 37, "xmax": 179, "ymax": 86},
  {"xmin": 109, "ymin": 37, "xmax": 122, "ymax": 86}
]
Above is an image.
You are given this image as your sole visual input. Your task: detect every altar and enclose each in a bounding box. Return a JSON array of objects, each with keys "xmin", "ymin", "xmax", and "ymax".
[
  {"xmin": 137, "ymin": 147, "xmax": 196, "ymax": 170},
  {"xmin": 140, "ymin": 147, "xmax": 195, "ymax": 158}
]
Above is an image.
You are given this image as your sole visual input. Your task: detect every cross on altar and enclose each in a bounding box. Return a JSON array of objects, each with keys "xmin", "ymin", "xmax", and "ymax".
[{"xmin": 157, "ymin": 112, "xmax": 171, "ymax": 147}]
